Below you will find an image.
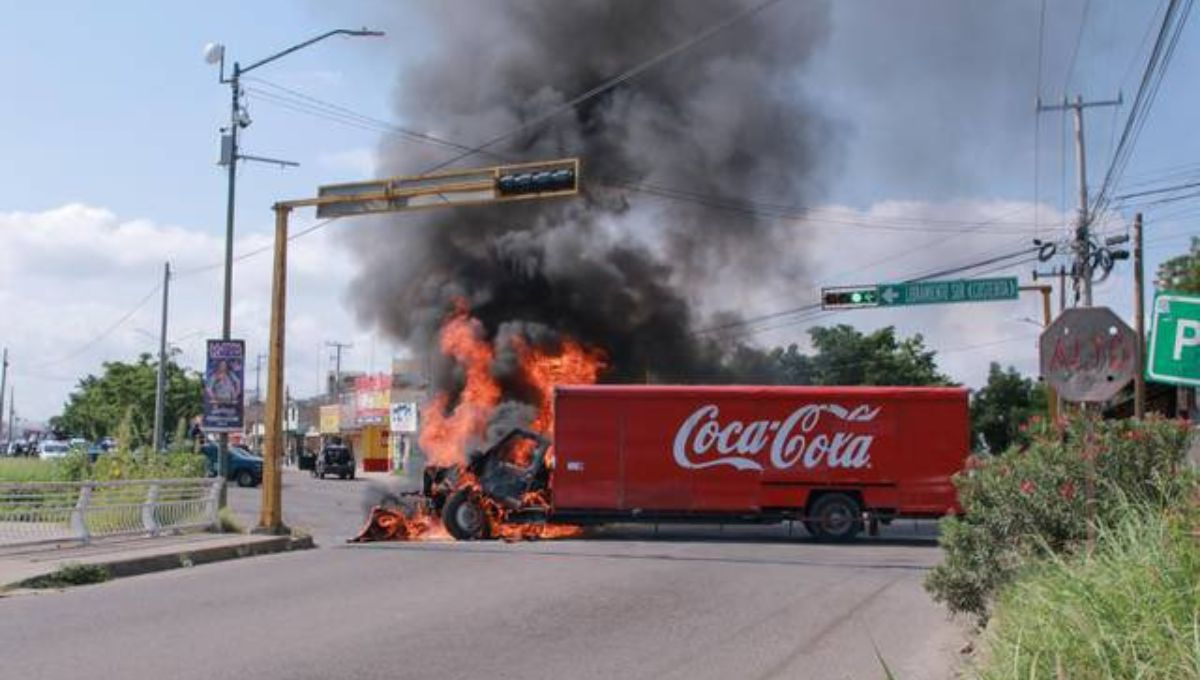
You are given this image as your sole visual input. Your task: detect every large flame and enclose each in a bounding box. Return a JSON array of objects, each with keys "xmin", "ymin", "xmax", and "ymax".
[{"xmin": 418, "ymin": 302, "xmax": 501, "ymax": 467}]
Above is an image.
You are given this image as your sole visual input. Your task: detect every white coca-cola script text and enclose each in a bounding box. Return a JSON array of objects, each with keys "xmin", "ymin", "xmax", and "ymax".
[{"xmin": 671, "ymin": 403, "xmax": 881, "ymax": 472}]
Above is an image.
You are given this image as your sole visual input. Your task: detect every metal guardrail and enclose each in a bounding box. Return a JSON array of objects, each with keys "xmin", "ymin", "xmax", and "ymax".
[{"xmin": 0, "ymin": 478, "xmax": 223, "ymax": 548}]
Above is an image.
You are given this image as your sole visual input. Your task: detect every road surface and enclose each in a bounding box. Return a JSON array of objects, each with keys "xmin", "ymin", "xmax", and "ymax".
[{"xmin": 1, "ymin": 471, "xmax": 966, "ymax": 679}]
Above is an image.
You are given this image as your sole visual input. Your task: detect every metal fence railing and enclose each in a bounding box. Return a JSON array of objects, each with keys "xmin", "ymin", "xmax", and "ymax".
[{"xmin": 0, "ymin": 478, "xmax": 223, "ymax": 548}]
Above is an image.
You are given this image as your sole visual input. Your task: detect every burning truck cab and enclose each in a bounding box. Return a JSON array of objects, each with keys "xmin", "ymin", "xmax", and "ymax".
[{"xmin": 367, "ymin": 384, "xmax": 970, "ymax": 543}]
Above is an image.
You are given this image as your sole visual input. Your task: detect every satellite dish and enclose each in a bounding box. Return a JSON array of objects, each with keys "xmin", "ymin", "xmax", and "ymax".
[{"xmin": 203, "ymin": 43, "xmax": 225, "ymax": 65}]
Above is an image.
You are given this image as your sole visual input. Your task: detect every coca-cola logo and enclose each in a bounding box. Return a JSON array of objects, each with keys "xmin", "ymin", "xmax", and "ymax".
[{"xmin": 671, "ymin": 403, "xmax": 881, "ymax": 472}]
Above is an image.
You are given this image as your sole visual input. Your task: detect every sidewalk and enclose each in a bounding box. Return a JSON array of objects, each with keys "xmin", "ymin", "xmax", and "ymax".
[{"xmin": 0, "ymin": 531, "xmax": 313, "ymax": 591}]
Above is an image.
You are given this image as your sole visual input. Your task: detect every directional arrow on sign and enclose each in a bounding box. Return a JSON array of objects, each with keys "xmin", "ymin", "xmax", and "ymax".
[{"xmin": 880, "ymin": 287, "xmax": 900, "ymax": 304}]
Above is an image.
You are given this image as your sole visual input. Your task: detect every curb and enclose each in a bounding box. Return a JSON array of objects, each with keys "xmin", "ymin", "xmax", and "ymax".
[
  {"xmin": 97, "ymin": 534, "xmax": 315, "ymax": 580},
  {"xmin": 4, "ymin": 534, "xmax": 315, "ymax": 591}
]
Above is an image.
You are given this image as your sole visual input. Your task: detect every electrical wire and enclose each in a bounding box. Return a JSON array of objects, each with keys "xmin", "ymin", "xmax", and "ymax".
[{"xmin": 32, "ymin": 282, "xmax": 163, "ymax": 369}]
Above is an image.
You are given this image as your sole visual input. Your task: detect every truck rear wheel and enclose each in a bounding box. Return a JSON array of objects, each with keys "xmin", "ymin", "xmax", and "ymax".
[
  {"xmin": 442, "ymin": 489, "xmax": 491, "ymax": 541},
  {"xmin": 808, "ymin": 493, "xmax": 863, "ymax": 542}
]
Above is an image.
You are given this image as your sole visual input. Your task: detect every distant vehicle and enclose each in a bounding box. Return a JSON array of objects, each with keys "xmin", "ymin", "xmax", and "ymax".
[
  {"xmin": 314, "ymin": 444, "xmax": 355, "ymax": 480},
  {"xmin": 200, "ymin": 443, "xmax": 262, "ymax": 488},
  {"xmin": 37, "ymin": 440, "xmax": 71, "ymax": 460}
]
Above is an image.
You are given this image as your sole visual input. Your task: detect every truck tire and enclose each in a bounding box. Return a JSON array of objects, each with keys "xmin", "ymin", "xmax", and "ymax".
[
  {"xmin": 236, "ymin": 469, "xmax": 256, "ymax": 488},
  {"xmin": 808, "ymin": 493, "xmax": 863, "ymax": 542},
  {"xmin": 442, "ymin": 489, "xmax": 490, "ymax": 541}
]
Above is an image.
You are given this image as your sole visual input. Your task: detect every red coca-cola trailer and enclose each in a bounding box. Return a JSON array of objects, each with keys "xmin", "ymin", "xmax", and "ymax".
[{"xmin": 431, "ymin": 385, "xmax": 970, "ymax": 541}]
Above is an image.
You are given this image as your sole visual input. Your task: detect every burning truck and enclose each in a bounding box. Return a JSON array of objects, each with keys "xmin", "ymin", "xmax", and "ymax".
[{"xmin": 356, "ymin": 378, "xmax": 970, "ymax": 543}]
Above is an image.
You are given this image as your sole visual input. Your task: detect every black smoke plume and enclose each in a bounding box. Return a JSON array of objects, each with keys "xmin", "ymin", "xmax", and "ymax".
[{"xmin": 347, "ymin": 0, "xmax": 835, "ymax": 390}]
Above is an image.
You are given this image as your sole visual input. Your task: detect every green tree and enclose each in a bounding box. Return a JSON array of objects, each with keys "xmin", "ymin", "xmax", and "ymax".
[
  {"xmin": 1156, "ymin": 236, "xmax": 1200, "ymax": 293},
  {"xmin": 805, "ymin": 325, "xmax": 951, "ymax": 386},
  {"xmin": 51, "ymin": 353, "xmax": 203, "ymax": 445},
  {"xmin": 969, "ymin": 362, "xmax": 1047, "ymax": 453}
]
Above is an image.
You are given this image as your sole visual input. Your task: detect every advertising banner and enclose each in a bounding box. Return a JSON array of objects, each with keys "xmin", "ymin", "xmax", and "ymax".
[
  {"xmin": 319, "ymin": 405, "xmax": 341, "ymax": 434},
  {"xmin": 355, "ymin": 374, "xmax": 392, "ymax": 426},
  {"xmin": 202, "ymin": 340, "xmax": 245, "ymax": 432},
  {"xmin": 390, "ymin": 402, "xmax": 418, "ymax": 433}
]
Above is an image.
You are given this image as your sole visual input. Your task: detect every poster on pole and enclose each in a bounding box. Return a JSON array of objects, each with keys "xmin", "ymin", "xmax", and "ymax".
[{"xmin": 202, "ymin": 339, "xmax": 245, "ymax": 432}]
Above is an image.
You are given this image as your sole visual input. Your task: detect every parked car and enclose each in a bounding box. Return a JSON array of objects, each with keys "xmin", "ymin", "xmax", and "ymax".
[
  {"xmin": 314, "ymin": 444, "xmax": 355, "ymax": 480},
  {"xmin": 37, "ymin": 440, "xmax": 71, "ymax": 460},
  {"xmin": 200, "ymin": 443, "xmax": 263, "ymax": 488}
]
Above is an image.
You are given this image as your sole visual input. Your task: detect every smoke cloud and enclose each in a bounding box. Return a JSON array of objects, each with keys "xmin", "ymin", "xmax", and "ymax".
[{"xmin": 346, "ymin": 0, "xmax": 835, "ymax": 392}]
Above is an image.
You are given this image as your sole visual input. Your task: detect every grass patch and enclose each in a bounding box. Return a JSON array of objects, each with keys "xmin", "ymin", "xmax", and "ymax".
[
  {"xmin": 974, "ymin": 508, "xmax": 1200, "ymax": 679},
  {"xmin": 22, "ymin": 562, "xmax": 111, "ymax": 589},
  {"xmin": 0, "ymin": 458, "xmax": 63, "ymax": 482}
]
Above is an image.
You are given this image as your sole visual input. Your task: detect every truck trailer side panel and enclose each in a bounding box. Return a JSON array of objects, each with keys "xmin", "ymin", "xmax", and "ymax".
[{"xmin": 551, "ymin": 385, "xmax": 968, "ymax": 519}]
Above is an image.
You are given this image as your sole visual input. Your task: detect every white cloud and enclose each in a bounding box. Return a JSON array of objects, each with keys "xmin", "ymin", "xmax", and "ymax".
[{"xmin": 0, "ymin": 204, "xmax": 391, "ymax": 424}]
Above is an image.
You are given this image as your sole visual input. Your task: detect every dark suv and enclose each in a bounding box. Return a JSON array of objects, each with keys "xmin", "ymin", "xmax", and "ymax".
[{"xmin": 315, "ymin": 444, "xmax": 355, "ymax": 480}]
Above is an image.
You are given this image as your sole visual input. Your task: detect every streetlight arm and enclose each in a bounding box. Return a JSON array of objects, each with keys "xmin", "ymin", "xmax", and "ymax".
[{"xmin": 240, "ymin": 28, "xmax": 384, "ymax": 75}]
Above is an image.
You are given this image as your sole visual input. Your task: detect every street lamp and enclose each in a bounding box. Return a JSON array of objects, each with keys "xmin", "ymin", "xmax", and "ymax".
[{"xmin": 205, "ymin": 28, "xmax": 383, "ymax": 499}]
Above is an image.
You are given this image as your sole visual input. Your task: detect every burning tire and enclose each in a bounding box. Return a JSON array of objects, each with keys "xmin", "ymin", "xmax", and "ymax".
[
  {"xmin": 442, "ymin": 489, "xmax": 491, "ymax": 540},
  {"xmin": 807, "ymin": 493, "xmax": 863, "ymax": 542}
]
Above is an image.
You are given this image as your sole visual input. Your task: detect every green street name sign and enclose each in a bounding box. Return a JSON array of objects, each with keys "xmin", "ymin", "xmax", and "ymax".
[
  {"xmin": 1146, "ymin": 291, "xmax": 1200, "ymax": 387},
  {"xmin": 876, "ymin": 277, "xmax": 1019, "ymax": 307}
]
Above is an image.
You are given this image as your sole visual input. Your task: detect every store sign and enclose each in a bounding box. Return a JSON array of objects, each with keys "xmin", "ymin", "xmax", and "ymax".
[
  {"xmin": 319, "ymin": 405, "xmax": 340, "ymax": 434},
  {"xmin": 355, "ymin": 374, "xmax": 392, "ymax": 426},
  {"xmin": 390, "ymin": 402, "xmax": 418, "ymax": 433}
]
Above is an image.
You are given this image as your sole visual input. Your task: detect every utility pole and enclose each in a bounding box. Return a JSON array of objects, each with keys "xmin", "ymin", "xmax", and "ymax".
[
  {"xmin": 153, "ymin": 263, "xmax": 171, "ymax": 452},
  {"xmin": 1133, "ymin": 213, "xmax": 1146, "ymax": 419},
  {"xmin": 1037, "ymin": 95, "xmax": 1122, "ymax": 307},
  {"xmin": 0, "ymin": 348, "xmax": 8, "ymax": 444},
  {"xmin": 7, "ymin": 387, "xmax": 13, "ymax": 445},
  {"xmin": 326, "ymin": 341, "xmax": 352, "ymax": 395}
]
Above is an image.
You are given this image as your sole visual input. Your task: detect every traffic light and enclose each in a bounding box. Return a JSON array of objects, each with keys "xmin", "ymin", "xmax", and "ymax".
[
  {"xmin": 821, "ymin": 286, "xmax": 880, "ymax": 310},
  {"xmin": 496, "ymin": 167, "xmax": 576, "ymax": 196}
]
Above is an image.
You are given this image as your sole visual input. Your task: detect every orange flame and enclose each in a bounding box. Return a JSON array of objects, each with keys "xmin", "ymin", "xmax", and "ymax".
[
  {"xmin": 392, "ymin": 301, "xmax": 607, "ymax": 542},
  {"xmin": 418, "ymin": 302, "xmax": 501, "ymax": 467}
]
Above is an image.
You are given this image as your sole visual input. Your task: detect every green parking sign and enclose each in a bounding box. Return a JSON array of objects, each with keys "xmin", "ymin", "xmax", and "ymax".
[{"xmin": 1147, "ymin": 291, "xmax": 1200, "ymax": 387}]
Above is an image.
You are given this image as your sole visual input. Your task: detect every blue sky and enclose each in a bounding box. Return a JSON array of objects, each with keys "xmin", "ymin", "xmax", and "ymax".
[{"xmin": 1, "ymin": 1, "xmax": 1197, "ymax": 422}]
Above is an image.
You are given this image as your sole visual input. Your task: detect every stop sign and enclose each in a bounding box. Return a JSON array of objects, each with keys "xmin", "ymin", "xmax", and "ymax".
[{"xmin": 1039, "ymin": 307, "xmax": 1140, "ymax": 403}]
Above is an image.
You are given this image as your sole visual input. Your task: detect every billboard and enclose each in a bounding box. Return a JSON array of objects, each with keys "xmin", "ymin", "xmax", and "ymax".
[
  {"xmin": 319, "ymin": 405, "xmax": 341, "ymax": 434},
  {"xmin": 390, "ymin": 402, "xmax": 418, "ymax": 433},
  {"xmin": 202, "ymin": 340, "xmax": 245, "ymax": 432},
  {"xmin": 355, "ymin": 374, "xmax": 391, "ymax": 426}
]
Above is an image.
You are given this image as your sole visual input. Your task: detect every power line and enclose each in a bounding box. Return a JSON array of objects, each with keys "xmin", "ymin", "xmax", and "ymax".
[
  {"xmin": 1091, "ymin": 0, "xmax": 1193, "ymax": 217},
  {"xmin": 34, "ymin": 281, "xmax": 163, "ymax": 369}
]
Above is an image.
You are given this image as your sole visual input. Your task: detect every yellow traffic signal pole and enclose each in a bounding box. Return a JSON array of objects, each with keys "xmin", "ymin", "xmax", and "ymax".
[
  {"xmin": 1021, "ymin": 284, "xmax": 1058, "ymax": 423},
  {"xmin": 256, "ymin": 159, "xmax": 580, "ymax": 533}
]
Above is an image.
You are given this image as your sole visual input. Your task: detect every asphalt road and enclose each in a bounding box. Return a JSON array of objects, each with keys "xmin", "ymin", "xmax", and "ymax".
[
  {"xmin": 1, "ymin": 471, "xmax": 966, "ymax": 680},
  {"xmin": 227, "ymin": 467, "xmax": 415, "ymax": 546}
]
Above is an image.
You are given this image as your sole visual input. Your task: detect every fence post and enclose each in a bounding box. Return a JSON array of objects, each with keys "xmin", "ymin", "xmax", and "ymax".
[
  {"xmin": 142, "ymin": 482, "xmax": 161, "ymax": 536},
  {"xmin": 71, "ymin": 483, "xmax": 93, "ymax": 545},
  {"xmin": 206, "ymin": 479, "xmax": 223, "ymax": 531}
]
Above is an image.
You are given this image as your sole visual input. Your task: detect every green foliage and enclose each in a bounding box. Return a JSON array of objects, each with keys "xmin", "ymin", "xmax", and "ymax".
[
  {"xmin": 22, "ymin": 562, "xmax": 111, "ymax": 589},
  {"xmin": 757, "ymin": 325, "xmax": 951, "ymax": 386},
  {"xmin": 925, "ymin": 414, "xmax": 1194, "ymax": 622},
  {"xmin": 50, "ymin": 352, "xmax": 202, "ymax": 446},
  {"xmin": 970, "ymin": 363, "xmax": 1048, "ymax": 453},
  {"xmin": 807, "ymin": 325, "xmax": 952, "ymax": 386},
  {"xmin": 975, "ymin": 506, "xmax": 1200, "ymax": 680},
  {"xmin": 1156, "ymin": 236, "xmax": 1200, "ymax": 293}
]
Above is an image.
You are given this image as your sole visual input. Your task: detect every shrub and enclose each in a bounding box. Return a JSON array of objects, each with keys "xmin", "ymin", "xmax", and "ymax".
[
  {"xmin": 974, "ymin": 506, "xmax": 1200, "ymax": 679},
  {"xmin": 925, "ymin": 414, "xmax": 1194, "ymax": 622}
]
